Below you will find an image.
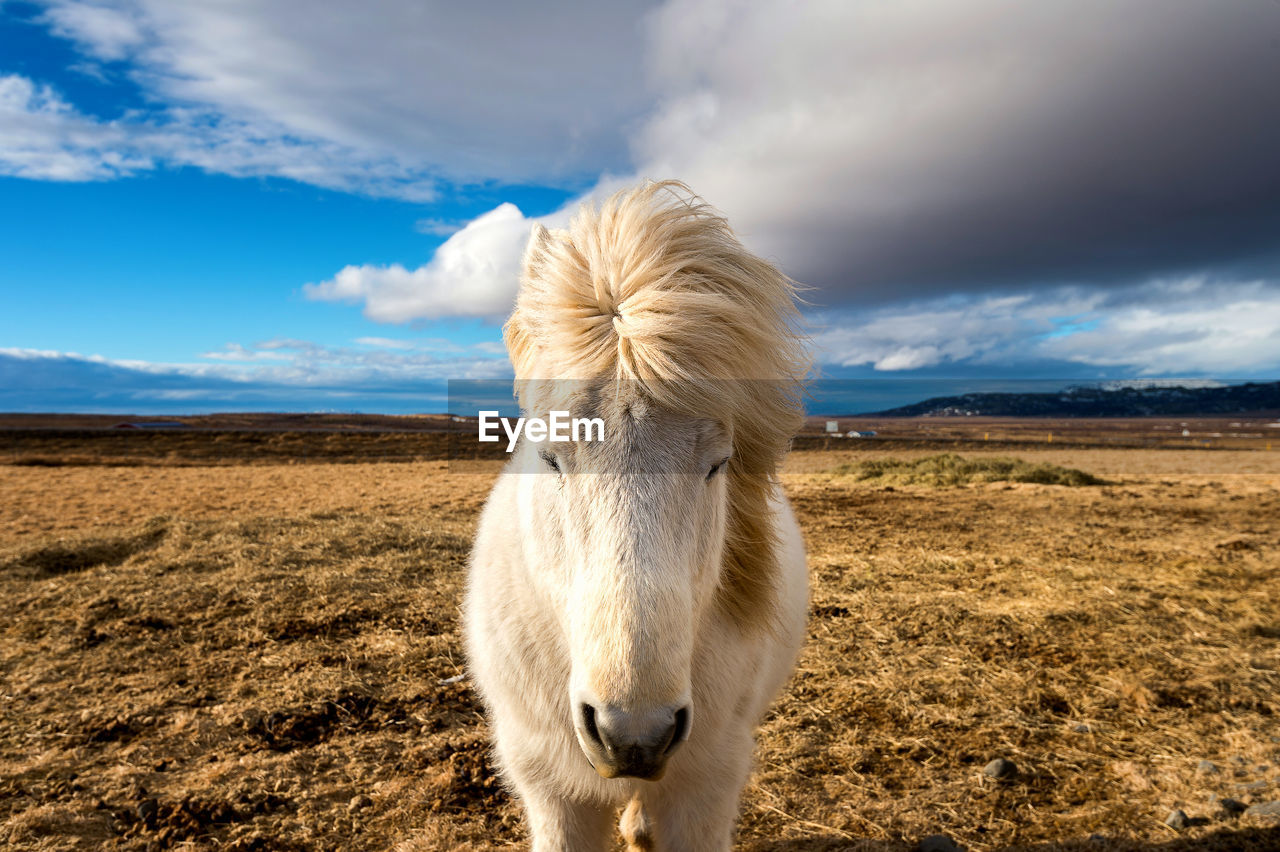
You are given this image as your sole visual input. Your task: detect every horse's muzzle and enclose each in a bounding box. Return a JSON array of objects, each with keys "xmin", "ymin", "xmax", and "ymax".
[{"xmin": 576, "ymin": 702, "xmax": 691, "ymax": 780}]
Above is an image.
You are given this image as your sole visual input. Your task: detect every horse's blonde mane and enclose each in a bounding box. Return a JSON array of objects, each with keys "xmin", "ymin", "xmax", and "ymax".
[{"xmin": 504, "ymin": 180, "xmax": 808, "ymax": 628}]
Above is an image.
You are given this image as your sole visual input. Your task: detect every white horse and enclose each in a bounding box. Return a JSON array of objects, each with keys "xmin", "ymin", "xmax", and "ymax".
[{"xmin": 464, "ymin": 181, "xmax": 809, "ymax": 851}]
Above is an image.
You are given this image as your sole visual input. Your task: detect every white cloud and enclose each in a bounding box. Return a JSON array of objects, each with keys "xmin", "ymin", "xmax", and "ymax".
[
  {"xmin": 0, "ymin": 73, "xmax": 438, "ymax": 196},
  {"xmin": 199, "ymin": 338, "xmax": 504, "ymax": 369},
  {"xmin": 813, "ymin": 279, "xmax": 1280, "ymax": 376},
  {"xmin": 472, "ymin": 340, "xmax": 508, "ymax": 356},
  {"xmin": 198, "ymin": 342, "xmax": 294, "ymax": 362},
  {"xmin": 814, "ymin": 293, "xmax": 1060, "ymax": 371},
  {"xmin": 871, "ymin": 347, "xmax": 942, "ymax": 372},
  {"xmin": 1037, "ymin": 280, "xmax": 1280, "ymax": 375},
  {"xmin": 0, "ymin": 74, "xmax": 146, "ymax": 180},
  {"xmin": 0, "ymin": 347, "xmax": 74, "ymax": 359},
  {"xmin": 413, "ymin": 218, "xmax": 462, "ymax": 237},
  {"xmin": 299, "ymin": 171, "xmax": 651, "ymax": 325},
  {"xmin": 28, "ymin": 0, "xmax": 654, "ymax": 186},
  {"xmin": 41, "ymin": 1, "xmax": 146, "ymax": 61},
  {"xmin": 304, "ymin": 202, "xmax": 538, "ymax": 322},
  {"xmin": 354, "ymin": 336, "xmax": 486, "ymax": 354},
  {"xmin": 354, "ymin": 337, "xmax": 416, "ymax": 351}
]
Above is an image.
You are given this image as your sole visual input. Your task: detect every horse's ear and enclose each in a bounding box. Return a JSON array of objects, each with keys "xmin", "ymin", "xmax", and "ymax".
[
  {"xmin": 503, "ymin": 310, "xmax": 533, "ymax": 383},
  {"xmin": 506, "ymin": 223, "xmax": 551, "ymax": 384},
  {"xmin": 521, "ymin": 223, "xmax": 552, "ymax": 285}
]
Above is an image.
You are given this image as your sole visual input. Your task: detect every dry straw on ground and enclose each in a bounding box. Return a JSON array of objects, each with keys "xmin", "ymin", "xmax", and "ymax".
[
  {"xmin": 1, "ymin": 440, "xmax": 1278, "ymax": 850},
  {"xmin": 829, "ymin": 454, "xmax": 1107, "ymax": 487}
]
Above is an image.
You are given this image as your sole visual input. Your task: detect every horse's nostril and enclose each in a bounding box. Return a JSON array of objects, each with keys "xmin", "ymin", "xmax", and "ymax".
[
  {"xmin": 580, "ymin": 703, "xmax": 603, "ymax": 748},
  {"xmin": 576, "ymin": 703, "xmax": 690, "ymax": 779},
  {"xmin": 666, "ymin": 706, "xmax": 690, "ymax": 755}
]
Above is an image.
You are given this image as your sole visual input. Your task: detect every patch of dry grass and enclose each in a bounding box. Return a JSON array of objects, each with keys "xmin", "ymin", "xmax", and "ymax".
[
  {"xmin": 0, "ymin": 504, "xmax": 507, "ymax": 850},
  {"xmin": 750, "ymin": 473, "xmax": 1280, "ymax": 850},
  {"xmin": 1, "ymin": 451, "xmax": 1278, "ymax": 850},
  {"xmin": 829, "ymin": 454, "xmax": 1107, "ymax": 487}
]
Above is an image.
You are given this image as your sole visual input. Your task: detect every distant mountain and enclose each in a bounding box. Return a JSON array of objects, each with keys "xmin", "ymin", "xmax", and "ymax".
[{"xmin": 869, "ymin": 381, "xmax": 1280, "ymax": 417}]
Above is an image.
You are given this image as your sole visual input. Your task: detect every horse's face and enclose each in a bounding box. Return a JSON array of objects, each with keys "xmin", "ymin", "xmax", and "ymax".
[{"xmin": 515, "ymin": 383, "xmax": 732, "ymax": 780}]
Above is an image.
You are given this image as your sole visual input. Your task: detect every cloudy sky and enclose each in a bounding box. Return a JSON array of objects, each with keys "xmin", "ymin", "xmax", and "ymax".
[{"xmin": 3, "ymin": 0, "xmax": 1279, "ymax": 413}]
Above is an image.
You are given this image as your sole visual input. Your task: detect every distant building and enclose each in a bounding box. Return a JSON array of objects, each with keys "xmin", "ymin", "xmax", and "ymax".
[
  {"xmin": 825, "ymin": 420, "xmax": 840, "ymax": 433},
  {"xmin": 845, "ymin": 430, "xmax": 877, "ymax": 438}
]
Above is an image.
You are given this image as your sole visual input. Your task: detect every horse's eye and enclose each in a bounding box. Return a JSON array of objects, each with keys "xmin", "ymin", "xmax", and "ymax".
[
  {"xmin": 539, "ymin": 451, "xmax": 561, "ymax": 474},
  {"xmin": 706, "ymin": 457, "xmax": 730, "ymax": 481}
]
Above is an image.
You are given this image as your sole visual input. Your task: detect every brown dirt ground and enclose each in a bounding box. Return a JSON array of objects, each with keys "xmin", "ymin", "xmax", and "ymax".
[{"xmin": 1, "ymin": 441, "xmax": 1278, "ymax": 850}]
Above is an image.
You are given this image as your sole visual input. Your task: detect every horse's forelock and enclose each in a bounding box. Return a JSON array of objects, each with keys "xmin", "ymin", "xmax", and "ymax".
[{"xmin": 504, "ymin": 180, "xmax": 808, "ymax": 630}]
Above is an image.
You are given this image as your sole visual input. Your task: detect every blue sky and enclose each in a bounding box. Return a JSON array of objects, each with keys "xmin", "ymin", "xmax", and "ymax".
[{"xmin": 2, "ymin": 1, "xmax": 1279, "ymax": 413}]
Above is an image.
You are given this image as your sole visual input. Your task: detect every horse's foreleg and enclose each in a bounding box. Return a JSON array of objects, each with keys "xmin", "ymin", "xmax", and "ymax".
[{"xmin": 521, "ymin": 788, "xmax": 614, "ymax": 852}]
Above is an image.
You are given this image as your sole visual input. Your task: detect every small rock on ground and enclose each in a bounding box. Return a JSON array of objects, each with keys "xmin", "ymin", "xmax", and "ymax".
[
  {"xmin": 1197, "ymin": 759, "xmax": 1218, "ymax": 774},
  {"xmin": 919, "ymin": 835, "xmax": 963, "ymax": 852},
  {"xmin": 983, "ymin": 757, "xmax": 1018, "ymax": 780},
  {"xmin": 1165, "ymin": 809, "xmax": 1189, "ymax": 830},
  {"xmin": 1072, "ymin": 723, "xmax": 1092, "ymax": 733},
  {"xmin": 1219, "ymin": 798, "xmax": 1247, "ymax": 817},
  {"xmin": 1246, "ymin": 801, "xmax": 1280, "ymax": 818},
  {"xmin": 136, "ymin": 797, "xmax": 159, "ymax": 825}
]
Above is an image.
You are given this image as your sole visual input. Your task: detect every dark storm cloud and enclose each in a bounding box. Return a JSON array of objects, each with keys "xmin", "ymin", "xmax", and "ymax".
[
  {"xmin": 641, "ymin": 0, "xmax": 1280, "ymax": 305},
  {"xmin": 809, "ymin": 18, "xmax": 1280, "ymax": 298}
]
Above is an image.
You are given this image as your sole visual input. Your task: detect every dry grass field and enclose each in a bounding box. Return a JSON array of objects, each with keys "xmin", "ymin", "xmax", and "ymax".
[{"xmin": 2, "ymin": 427, "xmax": 1279, "ymax": 850}]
